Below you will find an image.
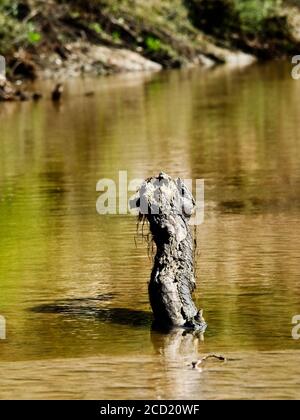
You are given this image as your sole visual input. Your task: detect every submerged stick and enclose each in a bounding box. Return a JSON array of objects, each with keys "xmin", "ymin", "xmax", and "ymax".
[
  {"xmin": 134, "ymin": 173, "xmax": 206, "ymax": 331},
  {"xmin": 192, "ymin": 354, "xmax": 227, "ymax": 369}
]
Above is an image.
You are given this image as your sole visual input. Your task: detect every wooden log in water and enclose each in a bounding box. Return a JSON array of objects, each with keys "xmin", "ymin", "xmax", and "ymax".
[{"xmin": 136, "ymin": 172, "xmax": 207, "ymax": 331}]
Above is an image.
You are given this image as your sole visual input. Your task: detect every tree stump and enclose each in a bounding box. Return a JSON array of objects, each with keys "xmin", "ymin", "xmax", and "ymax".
[{"xmin": 136, "ymin": 173, "xmax": 206, "ymax": 331}]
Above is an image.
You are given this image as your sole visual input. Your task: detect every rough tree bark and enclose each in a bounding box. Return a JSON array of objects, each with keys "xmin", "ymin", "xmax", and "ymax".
[{"xmin": 136, "ymin": 172, "xmax": 206, "ymax": 331}]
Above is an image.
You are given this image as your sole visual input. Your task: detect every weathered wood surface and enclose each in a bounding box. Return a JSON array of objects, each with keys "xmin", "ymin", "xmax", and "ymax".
[{"xmin": 137, "ymin": 173, "xmax": 206, "ymax": 331}]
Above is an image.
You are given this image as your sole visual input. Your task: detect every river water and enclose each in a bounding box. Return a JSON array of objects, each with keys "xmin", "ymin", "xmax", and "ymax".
[{"xmin": 0, "ymin": 61, "xmax": 300, "ymax": 399}]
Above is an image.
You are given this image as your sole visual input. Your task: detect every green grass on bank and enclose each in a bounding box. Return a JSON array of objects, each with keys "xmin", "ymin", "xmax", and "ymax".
[
  {"xmin": 185, "ymin": 0, "xmax": 298, "ymax": 56},
  {"xmin": 0, "ymin": 0, "xmax": 299, "ymax": 79},
  {"xmin": 0, "ymin": 0, "xmax": 44, "ymax": 53}
]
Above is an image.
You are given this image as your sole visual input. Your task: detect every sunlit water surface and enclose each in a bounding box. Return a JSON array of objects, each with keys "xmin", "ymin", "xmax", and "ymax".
[{"xmin": 0, "ymin": 62, "xmax": 300, "ymax": 399}]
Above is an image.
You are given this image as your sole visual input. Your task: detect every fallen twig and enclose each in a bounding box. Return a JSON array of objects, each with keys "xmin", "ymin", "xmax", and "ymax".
[{"xmin": 192, "ymin": 354, "xmax": 227, "ymax": 368}]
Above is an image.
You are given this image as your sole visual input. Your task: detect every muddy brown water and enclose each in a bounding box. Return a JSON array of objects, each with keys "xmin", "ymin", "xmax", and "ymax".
[{"xmin": 0, "ymin": 62, "xmax": 300, "ymax": 399}]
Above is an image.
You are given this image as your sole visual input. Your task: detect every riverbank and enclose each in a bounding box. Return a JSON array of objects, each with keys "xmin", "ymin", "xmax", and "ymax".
[{"xmin": 1, "ymin": 0, "xmax": 300, "ymax": 100}]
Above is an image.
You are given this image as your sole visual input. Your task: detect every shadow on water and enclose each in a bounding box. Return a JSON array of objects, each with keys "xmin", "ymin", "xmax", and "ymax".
[
  {"xmin": 31, "ymin": 295, "xmax": 153, "ymax": 328},
  {"xmin": 29, "ymin": 296, "xmax": 209, "ymax": 363},
  {"xmin": 30, "ymin": 296, "xmax": 206, "ymax": 335}
]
